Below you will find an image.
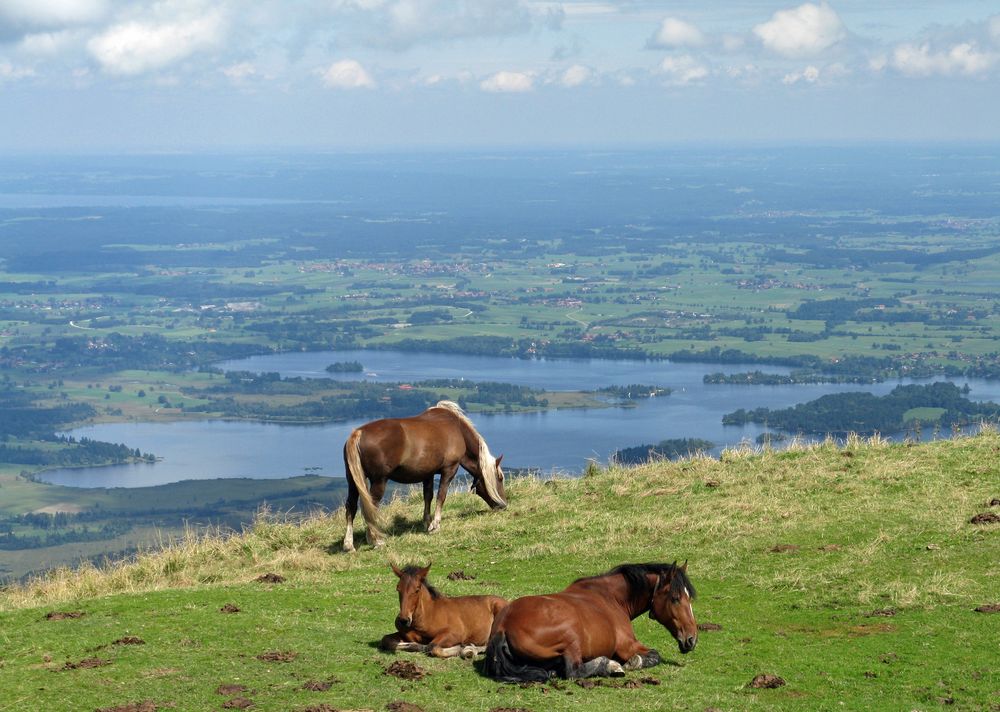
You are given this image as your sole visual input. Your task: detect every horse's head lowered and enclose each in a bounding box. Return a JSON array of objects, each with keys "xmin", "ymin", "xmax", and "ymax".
[
  {"xmin": 471, "ymin": 453, "xmax": 507, "ymax": 510},
  {"xmin": 390, "ymin": 562, "xmax": 436, "ymax": 629},
  {"xmin": 649, "ymin": 561, "xmax": 697, "ymax": 654}
]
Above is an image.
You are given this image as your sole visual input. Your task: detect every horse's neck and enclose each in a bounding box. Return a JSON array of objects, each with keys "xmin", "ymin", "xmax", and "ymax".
[
  {"xmin": 573, "ymin": 574, "xmax": 653, "ymax": 619},
  {"xmin": 411, "ymin": 586, "xmax": 442, "ymax": 629}
]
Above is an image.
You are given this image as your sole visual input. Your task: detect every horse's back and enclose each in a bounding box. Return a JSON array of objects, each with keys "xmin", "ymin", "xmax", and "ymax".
[{"xmin": 493, "ymin": 591, "xmax": 622, "ymax": 661}]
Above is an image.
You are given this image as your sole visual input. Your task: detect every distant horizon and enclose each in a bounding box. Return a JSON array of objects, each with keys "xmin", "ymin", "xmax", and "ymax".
[{"xmin": 3, "ymin": 139, "xmax": 1000, "ymax": 158}]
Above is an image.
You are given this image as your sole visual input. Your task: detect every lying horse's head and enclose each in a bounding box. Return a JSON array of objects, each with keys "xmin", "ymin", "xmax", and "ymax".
[
  {"xmin": 649, "ymin": 561, "xmax": 697, "ymax": 654},
  {"xmin": 390, "ymin": 562, "xmax": 438, "ymax": 629},
  {"xmin": 471, "ymin": 453, "xmax": 507, "ymax": 510}
]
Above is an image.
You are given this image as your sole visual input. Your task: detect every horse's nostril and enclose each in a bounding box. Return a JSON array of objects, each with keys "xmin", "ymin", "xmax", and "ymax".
[{"xmin": 687, "ymin": 636, "xmax": 697, "ymax": 650}]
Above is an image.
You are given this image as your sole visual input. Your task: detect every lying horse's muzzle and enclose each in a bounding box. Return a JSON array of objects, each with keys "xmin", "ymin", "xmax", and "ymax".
[
  {"xmin": 395, "ymin": 615, "xmax": 413, "ymax": 631},
  {"xmin": 679, "ymin": 635, "xmax": 697, "ymax": 654}
]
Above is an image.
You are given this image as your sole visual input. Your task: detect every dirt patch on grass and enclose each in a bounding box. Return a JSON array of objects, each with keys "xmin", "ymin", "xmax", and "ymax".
[
  {"xmin": 302, "ymin": 681, "xmax": 332, "ymax": 691},
  {"xmin": 256, "ymin": 573, "xmax": 286, "ymax": 584},
  {"xmin": 974, "ymin": 603, "xmax": 1000, "ymax": 613},
  {"xmin": 698, "ymin": 622, "xmax": 723, "ymax": 631},
  {"xmin": 45, "ymin": 611, "xmax": 84, "ymax": 620},
  {"xmin": 220, "ymin": 603, "xmax": 241, "ymax": 614},
  {"xmin": 95, "ymin": 702, "xmax": 160, "ymax": 712},
  {"xmin": 849, "ymin": 623, "xmax": 895, "ymax": 636},
  {"xmin": 749, "ymin": 674, "xmax": 786, "ymax": 689},
  {"xmin": 867, "ymin": 608, "xmax": 897, "ymax": 617},
  {"xmin": 988, "ymin": 498, "xmax": 1000, "ymax": 507},
  {"xmin": 490, "ymin": 708, "xmax": 533, "ymax": 712},
  {"xmin": 447, "ymin": 570, "xmax": 475, "ymax": 581},
  {"xmin": 215, "ymin": 685, "xmax": 248, "ymax": 696},
  {"xmin": 299, "ymin": 706, "xmax": 340, "ymax": 712},
  {"xmin": 384, "ymin": 660, "xmax": 427, "ymax": 681},
  {"xmin": 970, "ymin": 512, "xmax": 1000, "ymax": 525},
  {"xmin": 221, "ymin": 698, "xmax": 254, "ymax": 709},
  {"xmin": 61, "ymin": 657, "xmax": 110, "ymax": 670},
  {"xmin": 114, "ymin": 636, "xmax": 146, "ymax": 646},
  {"xmin": 769, "ymin": 544, "xmax": 799, "ymax": 553},
  {"xmin": 818, "ymin": 544, "xmax": 841, "ymax": 552},
  {"xmin": 386, "ymin": 702, "xmax": 425, "ymax": 712},
  {"xmin": 256, "ymin": 650, "xmax": 297, "ymax": 663}
]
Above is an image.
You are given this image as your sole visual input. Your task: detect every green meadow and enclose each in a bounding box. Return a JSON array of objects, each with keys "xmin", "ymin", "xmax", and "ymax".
[{"xmin": 0, "ymin": 431, "xmax": 997, "ymax": 711}]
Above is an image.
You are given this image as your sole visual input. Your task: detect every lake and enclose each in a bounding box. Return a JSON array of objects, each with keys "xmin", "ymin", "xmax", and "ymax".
[{"xmin": 40, "ymin": 349, "xmax": 1000, "ymax": 488}]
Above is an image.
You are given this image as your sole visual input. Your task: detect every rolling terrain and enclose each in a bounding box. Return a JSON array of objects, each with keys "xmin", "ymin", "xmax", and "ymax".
[{"xmin": 0, "ymin": 430, "xmax": 997, "ymax": 711}]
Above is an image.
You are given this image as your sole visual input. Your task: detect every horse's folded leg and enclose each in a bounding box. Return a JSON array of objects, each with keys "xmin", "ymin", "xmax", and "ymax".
[
  {"xmin": 396, "ymin": 642, "xmax": 430, "ymax": 653},
  {"xmin": 641, "ymin": 649, "xmax": 661, "ymax": 668},
  {"xmin": 429, "ymin": 644, "xmax": 462, "ymax": 658},
  {"xmin": 460, "ymin": 645, "xmax": 486, "ymax": 659},
  {"xmin": 575, "ymin": 656, "xmax": 623, "ymax": 678},
  {"xmin": 624, "ymin": 654, "xmax": 643, "ymax": 671}
]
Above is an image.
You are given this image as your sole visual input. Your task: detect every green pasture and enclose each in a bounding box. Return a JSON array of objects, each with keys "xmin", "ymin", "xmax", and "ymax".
[{"xmin": 0, "ymin": 433, "xmax": 996, "ymax": 711}]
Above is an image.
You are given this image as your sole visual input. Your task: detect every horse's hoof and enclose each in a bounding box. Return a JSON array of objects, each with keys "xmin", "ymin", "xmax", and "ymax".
[
  {"xmin": 606, "ymin": 660, "xmax": 625, "ymax": 677},
  {"xmin": 642, "ymin": 649, "xmax": 662, "ymax": 668},
  {"xmin": 624, "ymin": 654, "xmax": 643, "ymax": 671},
  {"xmin": 460, "ymin": 645, "xmax": 476, "ymax": 659},
  {"xmin": 373, "ymin": 539, "xmax": 386, "ymax": 549}
]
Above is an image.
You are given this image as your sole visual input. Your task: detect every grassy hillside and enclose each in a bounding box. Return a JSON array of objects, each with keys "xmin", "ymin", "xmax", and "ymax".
[{"xmin": 0, "ymin": 431, "xmax": 997, "ymax": 711}]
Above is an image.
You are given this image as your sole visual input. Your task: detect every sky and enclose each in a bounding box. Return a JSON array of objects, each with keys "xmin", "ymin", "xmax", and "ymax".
[{"xmin": 0, "ymin": 0, "xmax": 998, "ymax": 151}]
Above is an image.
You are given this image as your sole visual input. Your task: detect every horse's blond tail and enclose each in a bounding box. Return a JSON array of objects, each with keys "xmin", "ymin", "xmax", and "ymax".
[{"xmin": 345, "ymin": 428, "xmax": 383, "ymax": 541}]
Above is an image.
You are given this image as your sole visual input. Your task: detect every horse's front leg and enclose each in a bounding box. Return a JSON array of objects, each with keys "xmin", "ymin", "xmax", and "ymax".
[
  {"xmin": 429, "ymin": 463, "xmax": 459, "ymax": 533},
  {"xmin": 422, "ymin": 478, "xmax": 434, "ymax": 532},
  {"xmin": 563, "ymin": 653, "xmax": 624, "ymax": 679},
  {"xmin": 617, "ymin": 638, "xmax": 660, "ymax": 671},
  {"xmin": 380, "ymin": 632, "xmax": 430, "ymax": 654}
]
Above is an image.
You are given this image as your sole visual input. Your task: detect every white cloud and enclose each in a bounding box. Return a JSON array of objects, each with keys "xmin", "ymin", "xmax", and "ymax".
[
  {"xmin": 560, "ymin": 63, "xmax": 592, "ymax": 87},
  {"xmin": 659, "ymin": 54, "xmax": 709, "ymax": 85},
  {"xmin": 370, "ymin": 0, "xmax": 543, "ymax": 49},
  {"xmin": 222, "ymin": 61, "xmax": 256, "ymax": 82},
  {"xmin": 87, "ymin": 14, "xmax": 224, "ymax": 75},
  {"xmin": 890, "ymin": 42, "xmax": 997, "ymax": 77},
  {"xmin": 753, "ymin": 2, "xmax": 845, "ymax": 57},
  {"xmin": 0, "ymin": 0, "xmax": 107, "ymax": 32},
  {"xmin": 647, "ymin": 18, "xmax": 704, "ymax": 49},
  {"xmin": 480, "ymin": 70, "xmax": 533, "ymax": 92},
  {"xmin": 322, "ymin": 59, "xmax": 376, "ymax": 88},
  {"xmin": 990, "ymin": 15, "xmax": 1000, "ymax": 44},
  {"xmin": 782, "ymin": 65, "xmax": 819, "ymax": 84},
  {"xmin": 17, "ymin": 29, "xmax": 80, "ymax": 56},
  {"xmin": 0, "ymin": 61, "xmax": 35, "ymax": 80}
]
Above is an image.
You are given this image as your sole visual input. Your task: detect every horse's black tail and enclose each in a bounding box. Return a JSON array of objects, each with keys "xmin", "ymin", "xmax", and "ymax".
[{"xmin": 483, "ymin": 632, "xmax": 552, "ymax": 683}]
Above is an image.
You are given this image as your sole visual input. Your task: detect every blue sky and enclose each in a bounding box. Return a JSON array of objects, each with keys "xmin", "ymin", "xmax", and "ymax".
[{"xmin": 1, "ymin": 1, "xmax": 998, "ymax": 151}]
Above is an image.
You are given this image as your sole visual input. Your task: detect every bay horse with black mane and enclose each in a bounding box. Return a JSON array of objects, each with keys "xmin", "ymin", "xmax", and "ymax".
[
  {"xmin": 380, "ymin": 563, "xmax": 508, "ymax": 658},
  {"xmin": 484, "ymin": 562, "xmax": 697, "ymax": 681},
  {"xmin": 343, "ymin": 400, "xmax": 507, "ymax": 551}
]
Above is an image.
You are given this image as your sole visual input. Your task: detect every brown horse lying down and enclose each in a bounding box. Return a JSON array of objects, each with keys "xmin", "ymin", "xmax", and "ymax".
[
  {"xmin": 380, "ymin": 563, "xmax": 509, "ymax": 658},
  {"xmin": 484, "ymin": 562, "xmax": 697, "ymax": 681}
]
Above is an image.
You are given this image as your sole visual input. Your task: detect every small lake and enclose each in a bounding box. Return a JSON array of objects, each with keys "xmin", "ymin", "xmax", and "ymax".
[{"xmin": 41, "ymin": 349, "xmax": 1000, "ymax": 488}]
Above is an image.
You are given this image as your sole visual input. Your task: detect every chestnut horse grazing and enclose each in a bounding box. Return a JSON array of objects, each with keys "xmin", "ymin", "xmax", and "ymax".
[
  {"xmin": 343, "ymin": 401, "xmax": 507, "ymax": 551},
  {"xmin": 484, "ymin": 562, "xmax": 697, "ymax": 682},
  {"xmin": 380, "ymin": 563, "xmax": 509, "ymax": 658}
]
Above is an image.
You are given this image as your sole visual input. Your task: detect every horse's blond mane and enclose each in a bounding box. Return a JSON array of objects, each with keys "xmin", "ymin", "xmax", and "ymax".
[{"xmin": 431, "ymin": 400, "xmax": 503, "ymax": 503}]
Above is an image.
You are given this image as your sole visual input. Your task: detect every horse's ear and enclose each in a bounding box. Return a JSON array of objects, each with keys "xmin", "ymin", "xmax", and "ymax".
[
  {"xmin": 680, "ymin": 559, "xmax": 688, "ymax": 572},
  {"xmin": 418, "ymin": 561, "xmax": 432, "ymax": 578},
  {"xmin": 390, "ymin": 563, "xmax": 404, "ymax": 578},
  {"xmin": 495, "ymin": 454, "xmax": 503, "ymax": 467}
]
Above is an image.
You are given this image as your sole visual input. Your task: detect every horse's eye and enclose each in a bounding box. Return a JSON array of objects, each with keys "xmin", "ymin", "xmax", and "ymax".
[{"xmin": 671, "ymin": 597, "xmax": 680, "ymax": 604}]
